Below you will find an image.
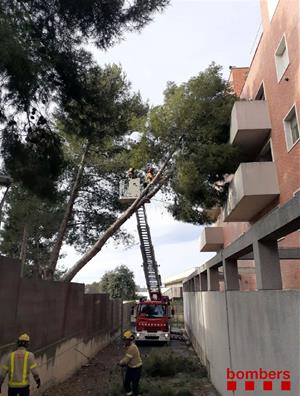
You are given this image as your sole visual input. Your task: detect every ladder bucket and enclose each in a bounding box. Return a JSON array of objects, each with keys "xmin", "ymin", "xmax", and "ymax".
[{"xmin": 119, "ymin": 178, "xmax": 141, "ymax": 203}]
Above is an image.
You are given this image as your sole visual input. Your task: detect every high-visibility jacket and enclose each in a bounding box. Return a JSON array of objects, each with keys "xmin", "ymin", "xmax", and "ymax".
[
  {"xmin": 0, "ymin": 347, "xmax": 40, "ymax": 388},
  {"xmin": 120, "ymin": 343, "xmax": 142, "ymax": 368}
]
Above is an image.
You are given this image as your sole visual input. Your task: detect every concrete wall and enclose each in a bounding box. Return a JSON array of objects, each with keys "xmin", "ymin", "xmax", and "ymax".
[
  {"xmin": 184, "ymin": 290, "xmax": 300, "ymax": 396},
  {"xmin": 0, "ymin": 256, "xmax": 130, "ymax": 393}
]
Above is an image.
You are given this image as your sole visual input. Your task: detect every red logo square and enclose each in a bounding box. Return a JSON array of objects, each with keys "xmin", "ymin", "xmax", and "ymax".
[
  {"xmin": 227, "ymin": 381, "xmax": 237, "ymax": 391},
  {"xmin": 263, "ymin": 381, "xmax": 273, "ymax": 391},
  {"xmin": 281, "ymin": 381, "xmax": 291, "ymax": 391},
  {"xmin": 245, "ymin": 381, "xmax": 255, "ymax": 391}
]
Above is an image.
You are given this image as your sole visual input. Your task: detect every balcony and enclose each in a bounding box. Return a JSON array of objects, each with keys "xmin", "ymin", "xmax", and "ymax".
[
  {"xmin": 230, "ymin": 101, "xmax": 271, "ymax": 158},
  {"xmin": 200, "ymin": 227, "xmax": 224, "ymax": 252},
  {"xmin": 224, "ymin": 162, "xmax": 280, "ymax": 222}
]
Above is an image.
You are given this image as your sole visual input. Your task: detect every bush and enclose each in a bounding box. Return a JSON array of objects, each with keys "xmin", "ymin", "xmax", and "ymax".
[
  {"xmin": 143, "ymin": 350, "xmax": 177, "ymax": 377},
  {"xmin": 143, "ymin": 349, "xmax": 201, "ymax": 377},
  {"xmin": 145, "ymin": 385, "xmax": 176, "ymax": 396},
  {"xmin": 108, "ymin": 382, "xmax": 123, "ymax": 396},
  {"xmin": 176, "ymin": 390, "xmax": 194, "ymax": 396}
]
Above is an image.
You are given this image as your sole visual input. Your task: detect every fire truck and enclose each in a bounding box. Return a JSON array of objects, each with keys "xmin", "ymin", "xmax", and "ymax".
[{"xmin": 120, "ymin": 177, "xmax": 172, "ymax": 343}]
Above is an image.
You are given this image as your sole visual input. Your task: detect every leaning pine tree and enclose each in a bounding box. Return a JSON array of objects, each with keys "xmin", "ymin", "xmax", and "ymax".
[{"xmin": 62, "ymin": 63, "xmax": 241, "ymax": 281}]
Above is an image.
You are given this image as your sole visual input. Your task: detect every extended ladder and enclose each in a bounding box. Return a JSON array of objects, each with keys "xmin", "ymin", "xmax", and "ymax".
[{"xmin": 136, "ymin": 205, "xmax": 161, "ymax": 298}]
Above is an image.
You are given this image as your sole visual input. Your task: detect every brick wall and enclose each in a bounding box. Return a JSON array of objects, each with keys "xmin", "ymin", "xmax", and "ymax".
[
  {"xmin": 218, "ymin": 0, "xmax": 300, "ymax": 290},
  {"xmin": 228, "ymin": 67, "xmax": 249, "ymax": 96}
]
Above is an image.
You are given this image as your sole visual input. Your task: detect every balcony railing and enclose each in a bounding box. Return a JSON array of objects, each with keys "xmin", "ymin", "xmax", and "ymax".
[{"xmin": 224, "ymin": 162, "xmax": 280, "ymax": 222}]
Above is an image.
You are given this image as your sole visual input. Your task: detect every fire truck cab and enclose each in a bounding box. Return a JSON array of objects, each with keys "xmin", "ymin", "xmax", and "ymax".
[{"xmin": 135, "ymin": 295, "xmax": 171, "ymax": 343}]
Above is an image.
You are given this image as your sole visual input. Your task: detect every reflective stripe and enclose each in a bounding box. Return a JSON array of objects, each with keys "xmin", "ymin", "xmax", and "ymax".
[
  {"xmin": 126, "ymin": 354, "xmax": 133, "ymax": 358},
  {"xmin": 128, "ymin": 363, "xmax": 142, "ymax": 368},
  {"xmin": 30, "ymin": 363, "xmax": 37, "ymax": 369},
  {"xmin": 22, "ymin": 352, "xmax": 29, "ymax": 384},
  {"xmin": 8, "ymin": 351, "xmax": 29, "ymax": 387}
]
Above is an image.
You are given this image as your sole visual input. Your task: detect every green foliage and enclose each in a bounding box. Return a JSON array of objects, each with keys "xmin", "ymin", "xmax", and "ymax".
[
  {"xmin": 176, "ymin": 391, "xmax": 193, "ymax": 396},
  {"xmin": 131, "ymin": 63, "xmax": 241, "ymax": 224},
  {"xmin": 54, "ymin": 64, "xmax": 147, "ymax": 254},
  {"xmin": 0, "ymin": 0, "xmax": 169, "ymax": 108},
  {"xmin": 143, "ymin": 349, "xmax": 201, "ymax": 377},
  {"xmin": 0, "ymin": 184, "xmax": 66, "ymax": 278},
  {"xmin": 2, "ymin": 121, "xmax": 65, "ymax": 199},
  {"xmin": 57, "ymin": 64, "xmax": 147, "ymax": 144},
  {"xmin": 108, "ymin": 382, "xmax": 124, "ymax": 396},
  {"xmin": 87, "ymin": 265, "xmax": 137, "ymax": 300},
  {"xmin": 145, "ymin": 385, "xmax": 176, "ymax": 396},
  {"xmin": 85, "ymin": 282, "xmax": 102, "ymax": 294},
  {"xmin": 1, "ymin": 63, "xmax": 147, "ymax": 274},
  {"xmin": 0, "ymin": 0, "xmax": 169, "ymax": 195}
]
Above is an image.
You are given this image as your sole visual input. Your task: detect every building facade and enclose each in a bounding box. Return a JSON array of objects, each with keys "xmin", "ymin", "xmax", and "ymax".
[
  {"xmin": 199, "ymin": 0, "xmax": 300, "ymax": 291},
  {"xmin": 163, "ymin": 268, "xmax": 197, "ymax": 299}
]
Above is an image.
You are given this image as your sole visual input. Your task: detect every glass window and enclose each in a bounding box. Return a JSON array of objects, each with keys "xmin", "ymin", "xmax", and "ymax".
[
  {"xmin": 290, "ymin": 114, "xmax": 299, "ymax": 143},
  {"xmin": 255, "ymin": 83, "xmax": 265, "ymax": 100},
  {"xmin": 139, "ymin": 304, "xmax": 166, "ymax": 318},
  {"xmin": 275, "ymin": 35, "xmax": 289, "ymax": 81},
  {"xmin": 284, "ymin": 106, "xmax": 300, "ymax": 150}
]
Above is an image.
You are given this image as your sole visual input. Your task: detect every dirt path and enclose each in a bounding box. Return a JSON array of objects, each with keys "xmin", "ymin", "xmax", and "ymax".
[{"xmin": 42, "ymin": 339, "xmax": 219, "ymax": 396}]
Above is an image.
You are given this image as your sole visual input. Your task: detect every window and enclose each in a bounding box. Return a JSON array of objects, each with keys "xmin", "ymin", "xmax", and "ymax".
[
  {"xmin": 267, "ymin": 0, "xmax": 279, "ymax": 21},
  {"xmin": 138, "ymin": 304, "xmax": 166, "ymax": 318},
  {"xmin": 256, "ymin": 140, "xmax": 273, "ymax": 162},
  {"xmin": 275, "ymin": 35, "xmax": 289, "ymax": 81},
  {"xmin": 255, "ymin": 83, "xmax": 265, "ymax": 100},
  {"xmin": 284, "ymin": 106, "xmax": 300, "ymax": 151}
]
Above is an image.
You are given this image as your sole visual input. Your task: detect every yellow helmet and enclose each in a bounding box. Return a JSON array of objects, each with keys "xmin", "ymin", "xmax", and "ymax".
[
  {"xmin": 123, "ymin": 330, "xmax": 134, "ymax": 340},
  {"xmin": 18, "ymin": 334, "xmax": 30, "ymax": 342}
]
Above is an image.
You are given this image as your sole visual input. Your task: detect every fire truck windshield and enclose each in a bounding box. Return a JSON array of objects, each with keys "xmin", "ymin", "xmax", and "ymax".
[{"xmin": 139, "ymin": 304, "xmax": 166, "ymax": 318}]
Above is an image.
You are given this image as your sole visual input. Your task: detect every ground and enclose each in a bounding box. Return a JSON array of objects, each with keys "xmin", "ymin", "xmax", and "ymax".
[{"xmin": 42, "ymin": 338, "xmax": 219, "ymax": 396}]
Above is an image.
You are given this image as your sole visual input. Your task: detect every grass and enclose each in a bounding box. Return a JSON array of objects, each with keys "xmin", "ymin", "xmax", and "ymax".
[
  {"xmin": 143, "ymin": 348, "xmax": 206, "ymax": 378},
  {"xmin": 108, "ymin": 347, "xmax": 208, "ymax": 395}
]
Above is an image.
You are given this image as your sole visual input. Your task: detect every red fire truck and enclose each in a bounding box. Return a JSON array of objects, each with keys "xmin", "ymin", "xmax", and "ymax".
[{"xmin": 135, "ymin": 293, "xmax": 171, "ymax": 343}]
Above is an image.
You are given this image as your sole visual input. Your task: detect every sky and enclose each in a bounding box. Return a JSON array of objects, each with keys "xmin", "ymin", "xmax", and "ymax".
[{"xmin": 59, "ymin": 0, "xmax": 261, "ymax": 287}]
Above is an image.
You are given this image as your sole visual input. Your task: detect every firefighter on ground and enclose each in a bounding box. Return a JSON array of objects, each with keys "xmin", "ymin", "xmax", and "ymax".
[
  {"xmin": 0, "ymin": 334, "xmax": 41, "ymax": 396},
  {"xmin": 118, "ymin": 330, "xmax": 142, "ymax": 396}
]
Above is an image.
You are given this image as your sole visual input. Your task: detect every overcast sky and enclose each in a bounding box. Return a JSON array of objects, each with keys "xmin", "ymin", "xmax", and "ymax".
[{"xmin": 60, "ymin": 0, "xmax": 261, "ymax": 287}]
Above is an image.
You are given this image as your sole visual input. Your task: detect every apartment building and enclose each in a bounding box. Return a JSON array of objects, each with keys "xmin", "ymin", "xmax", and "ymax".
[{"xmin": 198, "ymin": 0, "xmax": 300, "ymax": 291}]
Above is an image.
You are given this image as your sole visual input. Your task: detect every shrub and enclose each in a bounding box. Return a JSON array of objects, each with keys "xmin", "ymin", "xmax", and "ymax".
[
  {"xmin": 145, "ymin": 385, "xmax": 176, "ymax": 396},
  {"xmin": 143, "ymin": 350, "xmax": 177, "ymax": 377},
  {"xmin": 176, "ymin": 390, "xmax": 194, "ymax": 396},
  {"xmin": 143, "ymin": 349, "xmax": 202, "ymax": 378}
]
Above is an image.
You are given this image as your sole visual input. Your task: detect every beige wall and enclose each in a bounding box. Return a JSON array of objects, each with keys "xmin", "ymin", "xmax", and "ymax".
[
  {"xmin": 0, "ymin": 332, "xmax": 114, "ymax": 394},
  {"xmin": 184, "ymin": 290, "xmax": 300, "ymax": 396}
]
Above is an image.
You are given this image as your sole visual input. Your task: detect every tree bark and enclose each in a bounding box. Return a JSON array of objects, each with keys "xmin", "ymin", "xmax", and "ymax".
[
  {"xmin": 19, "ymin": 223, "xmax": 28, "ymax": 277},
  {"xmin": 62, "ymin": 152, "xmax": 173, "ymax": 282},
  {"xmin": 0, "ymin": 185, "xmax": 10, "ymax": 224},
  {"xmin": 47, "ymin": 144, "xmax": 89, "ymax": 278}
]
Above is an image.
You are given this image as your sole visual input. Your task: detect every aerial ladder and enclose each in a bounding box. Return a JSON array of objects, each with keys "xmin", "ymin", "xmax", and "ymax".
[{"xmin": 136, "ymin": 205, "xmax": 161, "ymax": 300}]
